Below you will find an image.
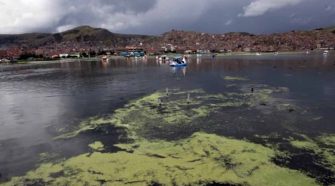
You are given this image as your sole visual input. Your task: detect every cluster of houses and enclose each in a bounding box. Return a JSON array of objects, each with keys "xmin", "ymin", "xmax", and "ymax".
[
  {"xmin": 1, "ymin": 29, "xmax": 334, "ymax": 63},
  {"xmin": 151, "ymin": 29, "xmax": 335, "ymax": 53},
  {"xmin": 0, "ymin": 41, "xmax": 149, "ymax": 62}
]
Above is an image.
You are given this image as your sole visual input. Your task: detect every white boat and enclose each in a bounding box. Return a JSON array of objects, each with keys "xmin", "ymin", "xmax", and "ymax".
[
  {"xmin": 0, "ymin": 58, "xmax": 10, "ymax": 63},
  {"xmin": 101, "ymin": 56, "xmax": 109, "ymax": 62},
  {"xmin": 169, "ymin": 57, "xmax": 187, "ymax": 67},
  {"xmin": 323, "ymin": 50, "xmax": 329, "ymax": 55}
]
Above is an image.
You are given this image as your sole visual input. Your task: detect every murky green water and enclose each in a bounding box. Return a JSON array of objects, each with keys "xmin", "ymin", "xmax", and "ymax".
[{"xmin": 0, "ymin": 54, "xmax": 335, "ymax": 185}]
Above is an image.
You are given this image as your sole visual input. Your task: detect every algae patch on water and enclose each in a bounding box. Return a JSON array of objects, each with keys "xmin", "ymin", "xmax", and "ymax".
[
  {"xmin": 4, "ymin": 88, "xmax": 319, "ymax": 186},
  {"xmin": 223, "ymin": 76, "xmax": 249, "ymax": 81},
  {"xmin": 5, "ymin": 133, "xmax": 317, "ymax": 186},
  {"xmin": 89, "ymin": 141, "xmax": 105, "ymax": 152},
  {"xmin": 318, "ymin": 134, "xmax": 335, "ymax": 147},
  {"xmin": 289, "ymin": 134, "xmax": 335, "ymax": 172},
  {"xmin": 56, "ymin": 87, "xmax": 290, "ymax": 141}
]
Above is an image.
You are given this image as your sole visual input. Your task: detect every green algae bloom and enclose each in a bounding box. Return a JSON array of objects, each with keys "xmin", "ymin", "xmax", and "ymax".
[
  {"xmin": 290, "ymin": 140, "xmax": 319, "ymax": 150},
  {"xmin": 4, "ymin": 88, "xmax": 319, "ymax": 186},
  {"xmin": 89, "ymin": 141, "xmax": 105, "ymax": 152},
  {"xmin": 54, "ymin": 116, "xmax": 112, "ymax": 139},
  {"xmin": 224, "ymin": 76, "xmax": 248, "ymax": 81},
  {"xmin": 318, "ymin": 134, "xmax": 335, "ymax": 146},
  {"xmin": 5, "ymin": 133, "xmax": 317, "ymax": 186},
  {"xmin": 56, "ymin": 88, "xmax": 290, "ymax": 141},
  {"xmin": 290, "ymin": 134, "xmax": 335, "ymax": 172}
]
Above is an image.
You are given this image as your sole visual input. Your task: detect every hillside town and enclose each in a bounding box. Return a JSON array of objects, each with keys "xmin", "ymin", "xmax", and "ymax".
[{"xmin": 0, "ymin": 26, "xmax": 335, "ymax": 62}]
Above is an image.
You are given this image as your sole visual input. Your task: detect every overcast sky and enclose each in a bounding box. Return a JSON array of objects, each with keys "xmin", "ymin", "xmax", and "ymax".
[{"xmin": 0, "ymin": 0, "xmax": 335, "ymax": 35}]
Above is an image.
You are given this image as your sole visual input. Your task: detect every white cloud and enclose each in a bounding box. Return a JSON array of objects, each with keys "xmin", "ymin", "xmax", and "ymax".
[
  {"xmin": 0, "ymin": 0, "xmax": 63, "ymax": 33},
  {"xmin": 56, "ymin": 25, "xmax": 76, "ymax": 32},
  {"xmin": 0, "ymin": 0, "xmax": 209, "ymax": 34},
  {"xmin": 242, "ymin": 0, "xmax": 304, "ymax": 17}
]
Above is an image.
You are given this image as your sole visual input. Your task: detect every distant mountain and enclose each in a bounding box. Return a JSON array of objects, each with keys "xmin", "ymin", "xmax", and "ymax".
[
  {"xmin": 0, "ymin": 33, "xmax": 53, "ymax": 48},
  {"xmin": 0, "ymin": 25, "xmax": 334, "ymax": 52},
  {"xmin": 55, "ymin": 26, "xmax": 156, "ymax": 46},
  {"xmin": 0, "ymin": 25, "xmax": 157, "ymax": 48},
  {"xmin": 314, "ymin": 26, "xmax": 335, "ymax": 33}
]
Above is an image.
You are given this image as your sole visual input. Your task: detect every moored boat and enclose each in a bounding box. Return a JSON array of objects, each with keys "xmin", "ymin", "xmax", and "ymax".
[
  {"xmin": 101, "ymin": 55, "xmax": 109, "ymax": 62},
  {"xmin": 323, "ymin": 50, "xmax": 329, "ymax": 55},
  {"xmin": 169, "ymin": 56, "xmax": 187, "ymax": 67}
]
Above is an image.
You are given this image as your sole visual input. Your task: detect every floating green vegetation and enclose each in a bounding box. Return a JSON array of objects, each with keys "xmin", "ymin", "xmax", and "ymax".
[
  {"xmin": 224, "ymin": 76, "xmax": 249, "ymax": 81},
  {"xmin": 54, "ymin": 116, "xmax": 114, "ymax": 139},
  {"xmin": 55, "ymin": 88, "xmax": 289, "ymax": 141},
  {"xmin": 4, "ymin": 88, "xmax": 316, "ymax": 186},
  {"xmin": 290, "ymin": 135, "xmax": 322, "ymax": 151},
  {"xmin": 290, "ymin": 140, "xmax": 319, "ymax": 150},
  {"xmin": 318, "ymin": 134, "xmax": 335, "ymax": 146},
  {"xmin": 290, "ymin": 134, "xmax": 335, "ymax": 172},
  {"xmin": 5, "ymin": 133, "xmax": 317, "ymax": 186},
  {"xmin": 89, "ymin": 141, "xmax": 105, "ymax": 152}
]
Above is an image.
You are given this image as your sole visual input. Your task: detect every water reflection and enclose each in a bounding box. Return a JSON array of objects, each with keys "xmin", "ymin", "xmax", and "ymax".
[
  {"xmin": 171, "ymin": 66, "xmax": 187, "ymax": 78},
  {"xmin": 196, "ymin": 55, "xmax": 202, "ymax": 64}
]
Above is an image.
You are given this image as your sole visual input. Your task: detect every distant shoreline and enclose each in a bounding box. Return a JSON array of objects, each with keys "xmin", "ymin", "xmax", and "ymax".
[{"xmin": 0, "ymin": 50, "xmax": 332, "ymax": 68}]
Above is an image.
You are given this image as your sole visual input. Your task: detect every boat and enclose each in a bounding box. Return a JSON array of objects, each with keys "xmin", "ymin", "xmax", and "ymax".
[
  {"xmin": 0, "ymin": 58, "xmax": 10, "ymax": 63},
  {"xmin": 101, "ymin": 55, "xmax": 109, "ymax": 62},
  {"xmin": 169, "ymin": 57, "xmax": 187, "ymax": 67},
  {"xmin": 323, "ymin": 50, "xmax": 329, "ymax": 55}
]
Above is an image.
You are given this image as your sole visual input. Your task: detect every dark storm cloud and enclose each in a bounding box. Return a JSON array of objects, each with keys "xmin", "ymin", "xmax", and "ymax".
[
  {"xmin": 61, "ymin": 0, "xmax": 157, "ymax": 15},
  {"xmin": 54, "ymin": 0, "xmax": 158, "ymax": 32},
  {"xmin": 0, "ymin": 0, "xmax": 334, "ymax": 34},
  {"xmin": 162, "ymin": 0, "xmax": 335, "ymax": 34}
]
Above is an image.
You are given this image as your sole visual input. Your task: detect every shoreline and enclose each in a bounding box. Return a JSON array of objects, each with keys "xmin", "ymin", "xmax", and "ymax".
[{"xmin": 0, "ymin": 50, "xmax": 331, "ymax": 68}]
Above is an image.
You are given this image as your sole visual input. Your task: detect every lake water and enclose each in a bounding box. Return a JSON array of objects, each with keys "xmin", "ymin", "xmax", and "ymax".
[{"xmin": 0, "ymin": 53, "xmax": 335, "ymax": 185}]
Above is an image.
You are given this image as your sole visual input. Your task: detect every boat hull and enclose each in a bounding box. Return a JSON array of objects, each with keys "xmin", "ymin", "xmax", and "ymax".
[{"xmin": 169, "ymin": 63, "xmax": 187, "ymax": 67}]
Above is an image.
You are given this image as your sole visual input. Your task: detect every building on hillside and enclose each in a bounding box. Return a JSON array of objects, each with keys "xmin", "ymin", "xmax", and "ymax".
[{"xmin": 0, "ymin": 50, "xmax": 7, "ymax": 58}]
